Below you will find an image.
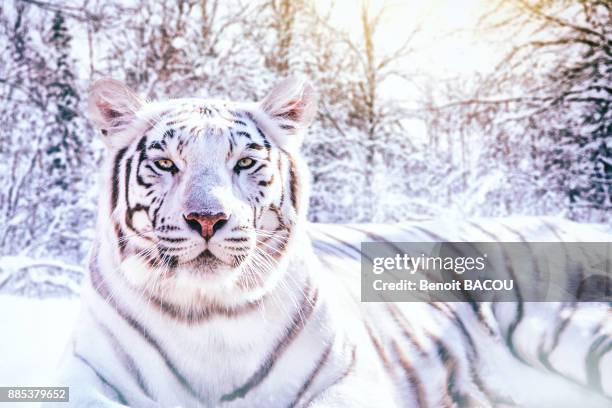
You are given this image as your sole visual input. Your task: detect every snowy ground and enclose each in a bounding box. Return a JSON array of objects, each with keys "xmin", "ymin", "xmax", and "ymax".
[
  {"xmin": 0, "ymin": 295, "xmax": 79, "ymax": 392},
  {"xmin": 1, "ymin": 293, "xmax": 610, "ymax": 407}
]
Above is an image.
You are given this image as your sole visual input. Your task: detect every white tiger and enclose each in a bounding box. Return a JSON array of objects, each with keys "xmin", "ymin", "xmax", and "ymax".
[{"xmin": 47, "ymin": 77, "xmax": 612, "ymax": 408}]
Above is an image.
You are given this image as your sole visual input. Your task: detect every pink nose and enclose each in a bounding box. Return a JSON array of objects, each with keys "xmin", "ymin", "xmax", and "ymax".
[{"xmin": 184, "ymin": 212, "xmax": 229, "ymax": 240}]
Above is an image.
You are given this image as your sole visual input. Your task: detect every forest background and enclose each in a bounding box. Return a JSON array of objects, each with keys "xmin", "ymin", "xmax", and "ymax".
[{"xmin": 0, "ymin": 0, "xmax": 610, "ymax": 296}]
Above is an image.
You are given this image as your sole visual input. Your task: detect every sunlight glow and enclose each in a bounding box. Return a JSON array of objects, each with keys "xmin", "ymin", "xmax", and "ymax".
[{"xmin": 318, "ymin": 0, "xmax": 498, "ymax": 76}]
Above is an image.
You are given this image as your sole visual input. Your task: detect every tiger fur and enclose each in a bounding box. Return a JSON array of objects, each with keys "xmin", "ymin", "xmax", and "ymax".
[{"xmin": 47, "ymin": 77, "xmax": 612, "ymax": 408}]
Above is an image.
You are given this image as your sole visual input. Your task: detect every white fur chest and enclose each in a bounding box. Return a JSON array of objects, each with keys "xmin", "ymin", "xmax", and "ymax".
[{"xmin": 75, "ymin": 249, "xmax": 335, "ymax": 408}]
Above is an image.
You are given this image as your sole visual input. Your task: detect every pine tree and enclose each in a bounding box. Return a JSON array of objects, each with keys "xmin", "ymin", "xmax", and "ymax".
[{"xmin": 44, "ymin": 11, "xmax": 83, "ymax": 193}]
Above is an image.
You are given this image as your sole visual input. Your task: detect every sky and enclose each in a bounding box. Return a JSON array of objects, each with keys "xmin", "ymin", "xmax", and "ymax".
[{"xmin": 322, "ymin": 0, "xmax": 500, "ymax": 77}]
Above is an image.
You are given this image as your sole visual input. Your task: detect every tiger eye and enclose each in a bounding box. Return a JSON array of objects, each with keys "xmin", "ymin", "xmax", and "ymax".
[
  {"xmin": 236, "ymin": 157, "xmax": 255, "ymax": 170},
  {"xmin": 154, "ymin": 159, "xmax": 176, "ymax": 172}
]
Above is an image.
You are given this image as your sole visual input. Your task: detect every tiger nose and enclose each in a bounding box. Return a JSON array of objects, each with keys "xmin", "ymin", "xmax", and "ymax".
[{"xmin": 183, "ymin": 212, "xmax": 229, "ymax": 240}]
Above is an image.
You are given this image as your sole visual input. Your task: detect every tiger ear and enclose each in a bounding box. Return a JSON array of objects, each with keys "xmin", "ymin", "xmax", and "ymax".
[
  {"xmin": 260, "ymin": 76, "xmax": 317, "ymax": 139},
  {"xmin": 88, "ymin": 78, "xmax": 143, "ymax": 148}
]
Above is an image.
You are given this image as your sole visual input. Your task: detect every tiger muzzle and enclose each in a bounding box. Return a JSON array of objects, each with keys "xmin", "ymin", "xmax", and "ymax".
[{"xmin": 184, "ymin": 212, "xmax": 229, "ymax": 240}]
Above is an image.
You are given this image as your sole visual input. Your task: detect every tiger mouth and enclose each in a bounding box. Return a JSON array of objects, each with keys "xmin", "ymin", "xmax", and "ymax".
[{"xmin": 185, "ymin": 249, "xmax": 224, "ymax": 272}]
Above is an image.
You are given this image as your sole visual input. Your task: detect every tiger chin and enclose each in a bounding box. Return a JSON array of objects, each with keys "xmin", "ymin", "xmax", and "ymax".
[{"xmin": 47, "ymin": 78, "xmax": 612, "ymax": 408}]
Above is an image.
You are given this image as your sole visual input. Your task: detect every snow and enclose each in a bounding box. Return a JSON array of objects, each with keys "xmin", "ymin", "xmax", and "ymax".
[
  {"xmin": 0, "ymin": 256, "xmax": 84, "ymax": 297},
  {"xmin": 0, "ymin": 0, "xmax": 608, "ymax": 405},
  {"xmin": 0, "ymin": 295, "xmax": 79, "ymax": 397},
  {"xmin": 1, "ymin": 256, "xmax": 83, "ymax": 275}
]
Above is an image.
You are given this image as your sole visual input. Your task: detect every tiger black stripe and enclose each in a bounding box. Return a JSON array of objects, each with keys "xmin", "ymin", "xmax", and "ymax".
[
  {"xmin": 469, "ymin": 363, "xmax": 508, "ymax": 406},
  {"xmin": 547, "ymin": 305, "xmax": 578, "ymax": 358},
  {"xmin": 125, "ymin": 204, "xmax": 150, "ymax": 234},
  {"xmin": 426, "ymin": 304, "xmax": 497, "ymax": 405},
  {"xmin": 502, "ymin": 223, "xmax": 543, "ymax": 283},
  {"xmin": 151, "ymin": 193, "xmax": 166, "ymax": 228},
  {"xmin": 149, "ymin": 141, "xmax": 163, "ymax": 150},
  {"xmin": 303, "ymin": 344, "xmax": 358, "ymax": 407},
  {"xmin": 541, "ymin": 219, "xmax": 567, "ymax": 241},
  {"xmin": 73, "ymin": 350, "xmax": 128, "ymax": 405},
  {"xmin": 135, "ymin": 145, "xmax": 153, "ymax": 189},
  {"xmin": 286, "ymin": 152, "xmax": 299, "ymax": 212},
  {"xmin": 427, "ymin": 303, "xmax": 477, "ymax": 357},
  {"xmin": 533, "ymin": 306, "xmax": 587, "ymax": 388},
  {"xmin": 310, "ymin": 238, "xmax": 355, "ymax": 259},
  {"xmin": 535, "ymin": 223, "xmax": 575, "ymax": 369},
  {"xmin": 89, "ymin": 261, "xmax": 207, "ymax": 403},
  {"xmin": 390, "ymin": 339, "xmax": 427, "ymax": 408},
  {"xmin": 255, "ymin": 126, "xmax": 272, "ymax": 161},
  {"xmin": 110, "ymin": 147, "xmax": 128, "ymax": 212},
  {"xmin": 288, "ymin": 340, "xmax": 334, "ymax": 408},
  {"xmin": 221, "ymin": 281, "xmax": 319, "ymax": 402},
  {"xmin": 114, "ymin": 222, "xmax": 127, "ymax": 255},
  {"xmin": 364, "ymin": 322, "xmax": 393, "ymax": 372},
  {"xmin": 386, "ymin": 303, "xmax": 428, "ymax": 358},
  {"xmin": 247, "ymin": 142, "xmax": 264, "ymax": 150},
  {"xmin": 123, "ymin": 154, "xmax": 134, "ymax": 229},
  {"xmin": 146, "ymin": 287, "xmax": 264, "ymax": 323},
  {"xmin": 159, "ymin": 236, "xmax": 187, "ymax": 243},
  {"xmin": 468, "ymin": 221, "xmax": 525, "ymax": 361},
  {"xmin": 255, "ymin": 127, "xmax": 272, "ymax": 148},
  {"xmin": 318, "ymin": 231, "xmax": 364, "ymax": 260},
  {"xmin": 277, "ymin": 153, "xmax": 286, "ymax": 208},
  {"xmin": 163, "ymin": 129, "xmax": 175, "ymax": 140},
  {"xmin": 258, "ymin": 176, "xmax": 274, "ymax": 186},
  {"xmin": 575, "ymin": 265, "xmax": 594, "ymax": 300},
  {"xmin": 586, "ymin": 330, "xmax": 611, "ymax": 392},
  {"xmin": 228, "ymin": 109, "xmax": 243, "ymax": 118},
  {"xmin": 144, "ymin": 164, "xmax": 161, "ymax": 176},
  {"xmin": 90, "ymin": 310, "xmax": 152, "ymax": 399},
  {"xmin": 431, "ymin": 335, "xmax": 470, "ymax": 408},
  {"xmin": 236, "ymin": 131, "xmax": 251, "ymax": 140}
]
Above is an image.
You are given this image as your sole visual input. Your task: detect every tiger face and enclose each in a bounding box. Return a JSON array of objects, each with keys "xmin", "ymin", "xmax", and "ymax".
[{"xmin": 88, "ymin": 78, "xmax": 316, "ymax": 306}]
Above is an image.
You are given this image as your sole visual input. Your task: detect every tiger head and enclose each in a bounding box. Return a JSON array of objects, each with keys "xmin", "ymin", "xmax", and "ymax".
[{"xmin": 88, "ymin": 78, "xmax": 316, "ymax": 308}]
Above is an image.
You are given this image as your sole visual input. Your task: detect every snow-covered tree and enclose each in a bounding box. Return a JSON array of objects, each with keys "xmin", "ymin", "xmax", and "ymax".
[
  {"xmin": 289, "ymin": 0, "xmax": 421, "ymax": 222},
  {"xmin": 422, "ymin": 0, "xmax": 611, "ymax": 222},
  {"xmin": 0, "ymin": 3, "xmax": 94, "ymax": 295},
  {"xmin": 96, "ymin": 0, "xmax": 264, "ymax": 100}
]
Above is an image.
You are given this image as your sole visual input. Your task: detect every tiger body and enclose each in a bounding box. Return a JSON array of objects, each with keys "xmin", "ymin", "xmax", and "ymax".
[{"xmin": 50, "ymin": 77, "xmax": 612, "ymax": 408}]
